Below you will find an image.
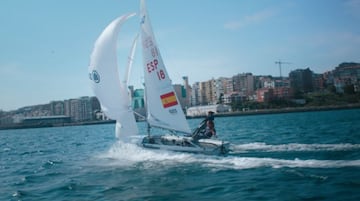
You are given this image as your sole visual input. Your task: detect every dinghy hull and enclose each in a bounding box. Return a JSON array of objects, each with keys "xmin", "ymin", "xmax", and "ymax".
[{"xmin": 142, "ymin": 135, "xmax": 230, "ymax": 155}]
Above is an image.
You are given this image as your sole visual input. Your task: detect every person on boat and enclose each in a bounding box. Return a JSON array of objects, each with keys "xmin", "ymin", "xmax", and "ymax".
[
  {"xmin": 204, "ymin": 120, "xmax": 216, "ymax": 138},
  {"xmin": 191, "ymin": 111, "xmax": 215, "ymax": 139},
  {"xmin": 199, "ymin": 111, "xmax": 215, "ymax": 129}
]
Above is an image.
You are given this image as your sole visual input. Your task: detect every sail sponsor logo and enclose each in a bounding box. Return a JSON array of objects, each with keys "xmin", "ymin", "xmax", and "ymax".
[
  {"xmin": 89, "ymin": 70, "xmax": 100, "ymax": 83},
  {"xmin": 169, "ymin": 109, "xmax": 178, "ymax": 114},
  {"xmin": 160, "ymin": 92, "xmax": 178, "ymax": 108}
]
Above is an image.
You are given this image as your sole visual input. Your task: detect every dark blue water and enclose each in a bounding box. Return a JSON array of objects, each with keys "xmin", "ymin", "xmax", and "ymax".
[{"xmin": 1, "ymin": 109, "xmax": 359, "ymax": 201}]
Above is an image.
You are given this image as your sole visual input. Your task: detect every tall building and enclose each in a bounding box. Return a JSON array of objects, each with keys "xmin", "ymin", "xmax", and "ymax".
[
  {"xmin": 199, "ymin": 81, "xmax": 207, "ymax": 105},
  {"xmin": 50, "ymin": 101, "xmax": 65, "ymax": 116},
  {"xmin": 68, "ymin": 97, "xmax": 92, "ymax": 122},
  {"xmin": 312, "ymin": 73, "xmax": 325, "ymax": 92},
  {"xmin": 222, "ymin": 77, "xmax": 233, "ymax": 95},
  {"xmin": 214, "ymin": 78, "xmax": 225, "ymax": 104},
  {"xmin": 191, "ymin": 82, "xmax": 200, "ymax": 106},
  {"xmin": 232, "ymin": 73, "xmax": 254, "ymax": 97},
  {"xmin": 173, "ymin": 84, "xmax": 187, "ymax": 110},
  {"xmin": 289, "ymin": 68, "xmax": 314, "ymax": 94},
  {"xmin": 132, "ymin": 88, "xmax": 145, "ymax": 120},
  {"xmin": 201, "ymin": 79, "xmax": 217, "ymax": 105},
  {"xmin": 64, "ymin": 99, "xmax": 72, "ymax": 118},
  {"xmin": 90, "ymin": 97, "xmax": 101, "ymax": 112},
  {"xmin": 182, "ymin": 76, "xmax": 192, "ymax": 108},
  {"xmin": 191, "ymin": 75, "xmax": 254, "ymax": 106},
  {"xmin": 333, "ymin": 62, "xmax": 360, "ymax": 79},
  {"xmin": 221, "ymin": 77, "xmax": 234, "ymax": 104},
  {"xmin": 90, "ymin": 96, "xmax": 101, "ymax": 120},
  {"xmin": 331, "ymin": 62, "xmax": 360, "ymax": 93}
]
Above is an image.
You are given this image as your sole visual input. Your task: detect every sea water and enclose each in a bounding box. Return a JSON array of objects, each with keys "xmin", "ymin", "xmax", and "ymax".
[{"xmin": 1, "ymin": 109, "xmax": 359, "ymax": 201}]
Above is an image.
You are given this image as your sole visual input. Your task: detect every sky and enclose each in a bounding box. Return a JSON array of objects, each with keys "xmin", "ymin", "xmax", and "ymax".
[{"xmin": 0, "ymin": 0, "xmax": 359, "ymax": 111}]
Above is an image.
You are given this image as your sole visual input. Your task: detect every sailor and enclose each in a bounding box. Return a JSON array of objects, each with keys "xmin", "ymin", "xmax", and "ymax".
[
  {"xmin": 192, "ymin": 111, "xmax": 215, "ymax": 139},
  {"xmin": 199, "ymin": 111, "xmax": 215, "ymax": 129},
  {"xmin": 204, "ymin": 120, "xmax": 216, "ymax": 138}
]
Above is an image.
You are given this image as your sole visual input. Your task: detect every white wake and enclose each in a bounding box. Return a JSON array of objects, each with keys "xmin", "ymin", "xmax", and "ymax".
[
  {"xmin": 231, "ymin": 142, "xmax": 360, "ymax": 153},
  {"xmin": 94, "ymin": 141, "xmax": 360, "ymax": 170}
]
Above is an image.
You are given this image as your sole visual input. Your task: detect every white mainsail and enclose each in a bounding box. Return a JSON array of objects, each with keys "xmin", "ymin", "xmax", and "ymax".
[
  {"xmin": 89, "ymin": 13, "xmax": 139, "ymax": 139},
  {"xmin": 140, "ymin": 0, "xmax": 191, "ymax": 134}
]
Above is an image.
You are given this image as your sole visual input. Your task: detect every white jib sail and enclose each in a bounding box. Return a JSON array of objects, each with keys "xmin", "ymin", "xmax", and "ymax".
[
  {"xmin": 140, "ymin": 0, "xmax": 191, "ymax": 134},
  {"xmin": 89, "ymin": 13, "xmax": 139, "ymax": 139}
]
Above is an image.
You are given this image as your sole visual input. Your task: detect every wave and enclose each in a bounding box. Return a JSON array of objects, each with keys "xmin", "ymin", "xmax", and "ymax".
[
  {"xmin": 230, "ymin": 142, "xmax": 360, "ymax": 153},
  {"xmin": 95, "ymin": 141, "xmax": 197, "ymax": 167},
  {"xmin": 202, "ymin": 157, "xmax": 360, "ymax": 170},
  {"xmin": 93, "ymin": 141, "xmax": 360, "ymax": 170}
]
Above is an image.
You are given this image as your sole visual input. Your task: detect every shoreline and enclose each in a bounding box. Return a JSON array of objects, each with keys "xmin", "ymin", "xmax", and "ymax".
[
  {"xmin": 187, "ymin": 104, "xmax": 360, "ymax": 119},
  {"xmin": 1, "ymin": 104, "xmax": 359, "ymax": 130}
]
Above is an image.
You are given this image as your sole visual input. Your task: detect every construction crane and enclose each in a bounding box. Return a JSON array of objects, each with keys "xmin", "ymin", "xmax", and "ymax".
[{"xmin": 275, "ymin": 60, "xmax": 291, "ymax": 78}]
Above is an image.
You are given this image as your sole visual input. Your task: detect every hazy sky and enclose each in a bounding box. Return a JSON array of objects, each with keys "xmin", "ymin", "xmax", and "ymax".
[{"xmin": 0, "ymin": 0, "xmax": 359, "ymax": 111}]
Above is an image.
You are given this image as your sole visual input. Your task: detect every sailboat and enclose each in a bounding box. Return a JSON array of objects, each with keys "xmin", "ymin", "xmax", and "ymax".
[
  {"xmin": 139, "ymin": 0, "xmax": 229, "ymax": 155},
  {"xmin": 89, "ymin": 0, "xmax": 230, "ymax": 155}
]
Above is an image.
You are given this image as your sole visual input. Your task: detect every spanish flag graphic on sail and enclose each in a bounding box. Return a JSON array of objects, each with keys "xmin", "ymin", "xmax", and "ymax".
[{"xmin": 160, "ymin": 92, "xmax": 178, "ymax": 108}]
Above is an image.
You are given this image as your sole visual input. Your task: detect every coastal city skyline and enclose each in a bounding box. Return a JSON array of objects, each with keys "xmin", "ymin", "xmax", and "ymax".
[
  {"xmin": 1, "ymin": 60, "xmax": 358, "ymax": 130},
  {"xmin": 1, "ymin": 0, "xmax": 359, "ymax": 111},
  {"xmin": 1, "ymin": 61, "xmax": 358, "ymax": 113}
]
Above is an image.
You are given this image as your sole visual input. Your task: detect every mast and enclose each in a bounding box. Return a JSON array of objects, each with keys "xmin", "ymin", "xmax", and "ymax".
[{"xmin": 124, "ymin": 34, "xmax": 139, "ymax": 87}]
